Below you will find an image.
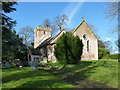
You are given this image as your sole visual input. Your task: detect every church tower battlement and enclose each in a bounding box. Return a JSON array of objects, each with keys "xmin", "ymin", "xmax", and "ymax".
[{"xmin": 34, "ymin": 25, "xmax": 51, "ymax": 48}]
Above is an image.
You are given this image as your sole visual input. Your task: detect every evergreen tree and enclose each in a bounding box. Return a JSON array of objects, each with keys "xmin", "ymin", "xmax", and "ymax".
[
  {"xmin": 54, "ymin": 32, "xmax": 83, "ymax": 67},
  {"xmin": 2, "ymin": 2, "xmax": 28, "ymax": 64}
]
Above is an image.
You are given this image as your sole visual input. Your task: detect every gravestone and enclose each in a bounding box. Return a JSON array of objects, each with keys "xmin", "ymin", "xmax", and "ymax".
[
  {"xmin": 28, "ymin": 61, "xmax": 32, "ymax": 66},
  {"xmin": 31, "ymin": 61, "xmax": 38, "ymax": 70},
  {"xmin": 5, "ymin": 62, "xmax": 10, "ymax": 68}
]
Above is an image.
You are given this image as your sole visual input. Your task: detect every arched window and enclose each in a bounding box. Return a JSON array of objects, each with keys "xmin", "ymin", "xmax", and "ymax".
[
  {"xmin": 87, "ymin": 40, "xmax": 89, "ymax": 52},
  {"xmin": 83, "ymin": 34, "xmax": 86, "ymax": 39}
]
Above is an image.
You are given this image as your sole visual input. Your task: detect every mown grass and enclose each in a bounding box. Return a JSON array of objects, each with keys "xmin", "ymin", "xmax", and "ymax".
[
  {"xmin": 43, "ymin": 59, "xmax": 118, "ymax": 88},
  {"xmin": 2, "ymin": 67, "xmax": 74, "ymax": 88},
  {"xmin": 2, "ymin": 59, "xmax": 118, "ymax": 88}
]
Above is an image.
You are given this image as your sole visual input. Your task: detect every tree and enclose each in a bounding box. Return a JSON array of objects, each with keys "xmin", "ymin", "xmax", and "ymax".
[
  {"xmin": 98, "ymin": 40, "xmax": 106, "ymax": 49},
  {"xmin": 105, "ymin": 2, "xmax": 119, "ymax": 20},
  {"xmin": 54, "ymin": 14, "xmax": 69, "ymax": 31},
  {"xmin": 98, "ymin": 48, "xmax": 110, "ymax": 59},
  {"xmin": 54, "ymin": 32, "xmax": 83, "ymax": 68},
  {"xmin": 105, "ymin": 2, "xmax": 120, "ymax": 62},
  {"xmin": 2, "ymin": 2, "xmax": 28, "ymax": 65},
  {"xmin": 2, "ymin": 2, "xmax": 17, "ymax": 30},
  {"xmin": 2, "ymin": 2, "xmax": 17, "ymax": 62},
  {"xmin": 19, "ymin": 26, "xmax": 34, "ymax": 47},
  {"xmin": 104, "ymin": 40, "xmax": 113, "ymax": 52},
  {"xmin": 43, "ymin": 18, "xmax": 51, "ymax": 27}
]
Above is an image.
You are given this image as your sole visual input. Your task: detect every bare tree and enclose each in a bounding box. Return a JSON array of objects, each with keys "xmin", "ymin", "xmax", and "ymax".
[
  {"xmin": 42, "ymin": 15, "xmax": 69, "ymax": 36},
  {"xmin": 105, "ymin": 2, "xmax": 120, "ymax": 62},
  {"xmin": 105, "ymin": 2, "xmax": 119, "ymax": 31},
  {"xmin": 104, "ymin": 41, "xmax": 113, "ymax": 52},
  {"xmin": 43, "ymin": 18, "xmax": 51, "ymax": 27},
  {"xmin": 105, "ymin": 2, "xmax": 119, "ymax": 19},
  {"xmin": 54, "ymin": 14, "xmax": 69, "ymax": 31},
  {"xmin": 19, "ymin": 26, "xmax": 34, "ymax": 46}
]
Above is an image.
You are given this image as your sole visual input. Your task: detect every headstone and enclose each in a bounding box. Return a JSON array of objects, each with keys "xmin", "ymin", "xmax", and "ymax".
[
  {"xmin": 31, "ymin": 61, "xmax": 38, "ymax": 70},
  {"xmin": 5, "ymin": 62, "xmax": 10, "ymax": 68},
  {"xmin": 28, "ymin": 61, "xmax": 32, "ymax": 66}
]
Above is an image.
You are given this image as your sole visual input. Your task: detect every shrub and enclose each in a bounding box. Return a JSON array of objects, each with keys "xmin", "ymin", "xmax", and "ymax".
[
  {"xmin": 98, "ymin": 48, "xmax": 110, "ymax": 59},
  {"xmin": 102, "ymin": 54, "xmax": 110, "ymax": 59},
  {"xmin": 102, "ymin": 54, "xmax": 119, "ymax": 59},
  {"xmin": 54, "ymin": 32, "xmax": 83, "ymax": 65},
  {"xmin": 109, "ymin": 54, "xmax": 119, "ymax": 59}
]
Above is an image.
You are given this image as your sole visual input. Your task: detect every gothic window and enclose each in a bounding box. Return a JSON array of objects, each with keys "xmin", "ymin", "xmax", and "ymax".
[
  {"xmin": 83, "ymin": 34, "xmax": 86, "ymax": 39},
  {"xmin": 44, "ymin": 31, "xmax": 46, "ymax": 34},
  {"xmin": 87, "ymin": 40, "xmax": 89, "ymax": 52}
]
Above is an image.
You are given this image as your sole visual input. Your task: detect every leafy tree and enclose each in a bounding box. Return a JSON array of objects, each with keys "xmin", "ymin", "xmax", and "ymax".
[
  {"xmin": 2, "ymin": 2, "xmax": 28, "ymax": 65},
  {"xmin": 98, "ymin": 48, "xmax": 110, "ymax": 59},
  {"xmin": 2, "ymin": 2, "xmax": 17, "ymax": 30},
  {"xmin": 98, "ymin": 40, "xmax": 106, "ymax": 49},
  {"xmin": 2, "ymin": 2, "xmax": 17, "ymax": 62},
  {"xmin": 54, "ymin": 32, "xmax": 83, "ymax": 68}
]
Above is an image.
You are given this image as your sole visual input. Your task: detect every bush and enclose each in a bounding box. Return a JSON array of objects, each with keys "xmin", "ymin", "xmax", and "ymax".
[
  {"xmin": 102, "ymin": 54, "xmax": 110, "ymax": 59},
  {"xmin": 98, "ymin": 48, "xmax": 110, "ymax": 59},
  {"xmin": 102, "ymin": 54, "xmax": 119, "ymax": 59},
  {"xmin": 109, "ymin": 54, "xmax": 119, "ymax": 59},
  {"xmin": 54, "ymin": 32, "xmax": 83, "ymax": 65}
]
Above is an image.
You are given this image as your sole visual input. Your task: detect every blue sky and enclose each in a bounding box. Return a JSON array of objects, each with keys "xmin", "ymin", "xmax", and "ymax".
[{"xmin": 7, "ymin": 2, "xmax": 118, "ymax": 53}]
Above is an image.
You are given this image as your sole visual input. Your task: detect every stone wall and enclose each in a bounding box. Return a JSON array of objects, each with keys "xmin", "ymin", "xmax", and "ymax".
[
  {"xmin": 34, "ymin": 25, "xmax": 51, "ymax": 48},
  {"xmin": 73, "ymin": 21, "xmax": 98, "ymax": 60},
  {"xmin": 34, "ymin": 20, "xmax": 98, "ymax": 62}
]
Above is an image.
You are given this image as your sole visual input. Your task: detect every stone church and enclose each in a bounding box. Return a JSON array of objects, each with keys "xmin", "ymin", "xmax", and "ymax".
[{"xmin": 32, "ymin": 19, "xmax": 98, "ymax": 62}]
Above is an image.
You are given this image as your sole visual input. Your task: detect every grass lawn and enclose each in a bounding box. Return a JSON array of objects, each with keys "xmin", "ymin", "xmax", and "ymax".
[
  {"xmin": 2, "ymin": 59, "xmax": 118, "ymax": 88},
  {"xmin": 2, "ymin": 67, "xmax": 74, "ymax": 88},
  {"xmin": 42, "ymin": 59, "xmax": 118, "ymax": 88}
]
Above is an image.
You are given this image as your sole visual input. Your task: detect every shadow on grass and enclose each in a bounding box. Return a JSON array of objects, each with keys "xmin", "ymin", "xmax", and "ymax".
[
  {"xmin": 42, "ymin": 61, "xmax": 112, "ymax": 88},
  {"xmin": 2, "ymin": 68, "xmax": 75, "ymax": 88},
  {"xmin": 15, "ymin": 79, "xmax": 67, "ymax": 88},
  {"xmin": 2, "ymin": 68, "xmax": 50, "ymax": 84},
  {"xmin": 54, "ymin": 61, "xmax": 94, "ymax": 75},
  {"xmin": 63, "ymin": 65, "xmax": 110, "ymax": 88}
]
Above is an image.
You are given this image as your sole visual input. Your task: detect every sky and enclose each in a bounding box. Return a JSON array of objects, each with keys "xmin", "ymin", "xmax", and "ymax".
[{"xmin": 7, "ymin": 2, "xmax": 118, "ymax": 54}]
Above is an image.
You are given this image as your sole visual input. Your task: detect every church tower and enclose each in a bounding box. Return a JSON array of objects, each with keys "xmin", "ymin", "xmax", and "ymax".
[{"xmin": 34, "ymin": 25, "xmax": 51, "ymax": 48}]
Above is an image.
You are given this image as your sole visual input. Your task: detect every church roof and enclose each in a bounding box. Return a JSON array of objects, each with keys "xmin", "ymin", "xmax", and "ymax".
[
  {"xmin": 37, "ymin": 19, "xmax": 98, "ymax": 48},
  {"xmin": 31, "ymin": 48, "xmax": 41, "ymax": 55},
  {"xmin": 72, "ymin": 20, "xmax": 98, "ymax": 39},
  {"xmin": 37, "ymin": 30, "xmax": 66, "ymax": 48}
]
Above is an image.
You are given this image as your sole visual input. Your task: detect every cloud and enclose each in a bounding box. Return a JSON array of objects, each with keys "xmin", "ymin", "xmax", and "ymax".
[{"xmin": 60, "ymin": 1, "xmax": 84, "ymax": 28}]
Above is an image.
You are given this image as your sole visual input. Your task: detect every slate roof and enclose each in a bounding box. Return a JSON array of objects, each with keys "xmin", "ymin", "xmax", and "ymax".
[
  {"xmin": 37, "ymin": 36, "xmax": 55, "ymax": 48},
  {"xmin": 31, "ymin": 49, "xmax": 41, "ymax": 55},
  {"xmin": 37, "ymin": 20, "xmax": 98, "ymax": 49},
  {"xmin": 37, "ymin": 30, "xmax": 65, "ymax": 48}
]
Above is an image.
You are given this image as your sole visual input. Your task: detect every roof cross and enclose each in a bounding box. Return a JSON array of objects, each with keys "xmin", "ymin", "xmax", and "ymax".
[{"xmin": 82, "ymin": 17, "xmax": 84, "ymax": 20}]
